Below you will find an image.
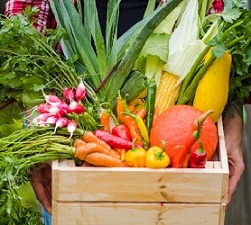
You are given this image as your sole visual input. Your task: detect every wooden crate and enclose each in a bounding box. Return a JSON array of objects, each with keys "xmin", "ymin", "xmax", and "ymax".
[{"xmin": 52, "ymin": 118, "xmax": 229, "ymax": 225}]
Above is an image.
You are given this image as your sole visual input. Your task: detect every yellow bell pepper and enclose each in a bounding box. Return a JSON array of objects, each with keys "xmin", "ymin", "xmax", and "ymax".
[
  {"xmin": 146, "ymin": 142, "xmax": 170, "ymax": 168},
  {"xmin": 125, "ymin": 145, "xmax": 146, "ymax": 167}
]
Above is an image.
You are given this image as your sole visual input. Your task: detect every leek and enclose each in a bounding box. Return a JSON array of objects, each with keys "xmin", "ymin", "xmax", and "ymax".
[
  {"xmin": 163, "ymin": 0, "xmax": 207, "ymax": 85},
  {"xmin": 133, "ymin": 0, "xmax": 186, "ymax": 86}
]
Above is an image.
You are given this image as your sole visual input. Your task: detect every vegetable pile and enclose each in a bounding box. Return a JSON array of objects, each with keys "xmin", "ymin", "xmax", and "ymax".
[{"xmin": 0, "ymin": 0, "xmax": 251, "ymax": 224}]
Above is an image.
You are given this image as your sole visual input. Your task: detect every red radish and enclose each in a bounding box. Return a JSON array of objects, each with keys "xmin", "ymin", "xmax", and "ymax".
[
  {"xmin": 44, "ymin": 94, "xmax": 62, "ymax": 106},
  {"xmin": 67, "ymin": 120, "xmax": 77, "ymax": 138},
  {"xmin": 47, "ymin": 105, "xmax": 67, "ymax": 116},
  {"xmin": 63, "ymin": 87, "xmax": 75, "ymax": 102},
  {"xmin": 54, "ymin": 117, "xmax": 68, "ymax": 133},
  {"xmin": 46, "ymin": 115, "xmax": 59, "ymax": 125},
  {"xmin": 36, "ymin": 103, "xmax": 49, "ymax": 114},
  {"xmin": 32, "ymin": 113, "xmax": 52, "ymax": 126},
  {"xmin": 75, "ymin": 78, "xmax": 86, "ymax": 101},
  {"xmin": 69, "ymin": 101, "xmax": 85, "ymax": 114},
  {"xmin": 42, "ymin": 88, "xmax": 62, "ymax": 106},
  {"xmin": 59, "ymin": 101, "xmax": 71, "ymax": 114},
  {"xmin": 45, "ymin": 100, "xmax": 71, "ymax": 116}
]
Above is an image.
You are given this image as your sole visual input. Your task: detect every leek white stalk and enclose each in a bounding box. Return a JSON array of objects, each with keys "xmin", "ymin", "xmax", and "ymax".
[{"xmin": 163, "ymin": 0, "xmax": 207, "ymax": 84}]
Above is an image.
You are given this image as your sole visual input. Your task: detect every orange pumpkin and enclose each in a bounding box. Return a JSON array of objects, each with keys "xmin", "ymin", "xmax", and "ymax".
[{"xmin": 150, "ymin": 105, "xmax": 218, "ymax": 168}]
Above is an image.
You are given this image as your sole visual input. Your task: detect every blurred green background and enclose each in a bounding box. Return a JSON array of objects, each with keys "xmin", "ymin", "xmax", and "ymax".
[{"xmin": 17, "ymin": 182, "xmax": 41, "ymax": 211}]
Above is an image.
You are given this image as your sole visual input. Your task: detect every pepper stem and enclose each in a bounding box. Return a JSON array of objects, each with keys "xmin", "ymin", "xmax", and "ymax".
[
  {"xmin": 161, "ymin": 140, "xmax": 166, "ymax": 154},
  {"xmin": 198, "ymin": 140, "xmax": 204, "ymax": 152},
  {"xmin": 194, "ymin": 109, "xmax": 214, "ymax": 139}
]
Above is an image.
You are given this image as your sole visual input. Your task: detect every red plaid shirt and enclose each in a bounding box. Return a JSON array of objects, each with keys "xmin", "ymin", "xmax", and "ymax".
[
  {"xmin": 5, "ymin": 0, "xmax": 224, "ymax": 34},
  {"xmin": 5, "ymin": 0, "xmax": 57, "ymax": 34}
]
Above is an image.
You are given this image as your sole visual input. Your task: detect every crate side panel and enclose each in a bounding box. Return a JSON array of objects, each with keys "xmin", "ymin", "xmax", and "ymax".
[
  {"xmin": 54, "ymin": 169, "xmax": 224, "ymax": 203},
  {"xmin": 217, "ymin": 117, "xmax": 229, "ymax": 171},
  {"xmin": 52, "ymin": 202, "xmax": 223, "ymax": 225}
]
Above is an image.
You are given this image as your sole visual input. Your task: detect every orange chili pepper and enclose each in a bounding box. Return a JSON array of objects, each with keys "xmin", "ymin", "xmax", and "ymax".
[
  {"xmin": 135, "ymin": 108, "xmax": 147, "ymax": 120},
  {"xmin": 100, "ymin": 110, "xmax": 111, "ymax": 132},
  {"xmin": 128, "ymin": 98, "xmax": 144, "ymax": 114},
  {"xmin": 124, "ymin": 115, "xmax": 143, "ymax": 147},
  {"xmin": 116, "ymin": 96, "xmax": 126, "ymax": 123}
]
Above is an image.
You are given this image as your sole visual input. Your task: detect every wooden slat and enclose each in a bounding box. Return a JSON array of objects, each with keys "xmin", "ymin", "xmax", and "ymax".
[
  {"xmin": 52, "ymin": 202, "xmax": 225, "ymax": 225},
  {"xmin": 52, "ymin": 166, "xmax": 225, "ymax": 203}
]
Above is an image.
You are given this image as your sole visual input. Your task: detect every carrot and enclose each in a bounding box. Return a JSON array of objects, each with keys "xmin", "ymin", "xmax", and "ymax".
[
  {"xmin": 84, "ymin": 152, "xmax": 129, "ymax": 167},
  {"xmin": 120, "ymin": 149, "xmax": 126, "ymax": 162},
  {"xmin": 113, "ymin": 148, "xmax": 126, "ymax": 161},
  {"xmin": 75, "ymin": 142, "xmax": 119, "ymax": 160},
  {"xmin": 73, "ymin": 138, "xmax": 86, "ymax": 148},
  {"xmin": 81, "ymin": 131, "xmax": 120, "ymax": 159},
  {"xmin": 82, "ymin": 131, "xmax": 111, "ymax": 150}
]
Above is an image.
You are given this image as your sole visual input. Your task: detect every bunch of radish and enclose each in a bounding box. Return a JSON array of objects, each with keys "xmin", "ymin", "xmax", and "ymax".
[{"xmin": 32, "ymin": 79, "xmax": 86, "ymax": 138}]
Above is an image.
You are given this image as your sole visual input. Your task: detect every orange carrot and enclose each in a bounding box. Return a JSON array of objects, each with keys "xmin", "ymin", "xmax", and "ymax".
[
  {"xmin": 82, "ymin": 131, "xmax": 111, "ymax": 150},
  {"xmin": 81, "ymin": 131, "xmax": 120, "ymax": 159},
  {"xmin": 73, "ymin": 139, "xmax": 86, "ymax": 148},
  {"xmin": 113, "ymin": 148, "xmax": 126, "ymax": 161},
  {"xmin": 120, "ymin": 149, "xmax": 126, "ymax": 162},
  {"xmin": 75, "ymin": 142, "xmax": 119, "ymax": 160},
  {"xmin": 84, "ymin": 152, "xmax": 129, "ymax": 167}
]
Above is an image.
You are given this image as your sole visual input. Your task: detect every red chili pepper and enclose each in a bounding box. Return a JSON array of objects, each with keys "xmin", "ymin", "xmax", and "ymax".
[
  {"xmin": 111, "ymin": 124, "xmax": 132, "ymax": 141},
  {"xmin": 189, "ymin": 141, "xmax": 207, "ymax": 168},
  {"xmin": 94, "ymin": 130, "xmax": 136, "ymax": 150}
]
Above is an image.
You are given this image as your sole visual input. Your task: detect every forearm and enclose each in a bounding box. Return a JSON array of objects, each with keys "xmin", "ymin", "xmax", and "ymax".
[
  {"xmin": 222, "ymin": 101, "xmax": 245, "ymax": 203},
  {"xmin": 223, "ymin": 101, "xmax": 243, "ymax": 147}
]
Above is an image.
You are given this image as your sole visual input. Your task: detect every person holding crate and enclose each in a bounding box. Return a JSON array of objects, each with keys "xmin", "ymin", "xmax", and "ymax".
[{"xmin": 4, "ymin": 0, "xmax": 245, "ymax": 225}]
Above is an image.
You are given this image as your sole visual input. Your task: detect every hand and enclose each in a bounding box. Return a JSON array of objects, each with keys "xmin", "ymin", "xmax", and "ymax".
[
  {"xmin": 28, "ymin": 163, "xmax": 52, "ymax": 213},
  {"xmin": 223, "ymin": 111, "xmax": 245, "ymax": 204}
]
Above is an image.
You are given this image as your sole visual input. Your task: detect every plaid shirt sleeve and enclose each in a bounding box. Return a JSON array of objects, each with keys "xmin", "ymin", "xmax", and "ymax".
[
  {"xmin": 5, "ymin": 0, "xmax": 57, "ymax": 34},
  {"xmin": 161, "ymin": 0, "xmax": 224, "ymax": 13}
]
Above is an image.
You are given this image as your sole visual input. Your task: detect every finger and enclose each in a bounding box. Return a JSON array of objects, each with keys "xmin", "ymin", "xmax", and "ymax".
[
  {"xmin": 44, "ymin": 181, "xmax": 52, "ymax": 213},
  {"xmin": 227, "ymin": 161, "xmax": 245, "ymax": 204}
]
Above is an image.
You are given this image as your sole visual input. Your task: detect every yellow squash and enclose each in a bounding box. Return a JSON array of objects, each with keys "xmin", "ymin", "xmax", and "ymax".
[{"xmin": 193, "ymin": 49, "xmax": 232, "ymax": 123}]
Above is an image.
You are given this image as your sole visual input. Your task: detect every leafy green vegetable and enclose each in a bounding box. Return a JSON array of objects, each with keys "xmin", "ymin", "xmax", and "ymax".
[
  {"xmin": 103, "ymin": 0, "xmax": 185, "ymax": 105},
  {"xmin": 133, "ymin": 0, "xmax": 184, "ymax": 85},
  {"xmin": 50, "ymin": 0, "xmax": 186, "ymax": 106},
  {"xmin": 177, "ymin": 2, "xmax": 251, "ymax": 104},
  {"xmin": 0, "ymin": 126, "xmax": 85, "ymax": 224},
  {"xmin": 0, "ymin": 157, "xmax": 43, "ymax": 225},
  {"xmin": 0, "ymin": 7, "xmax": 95, "ymax": 137},
  {"xmin": 164, "ymin": 0, "xmax": 207, "ymax": 84}
]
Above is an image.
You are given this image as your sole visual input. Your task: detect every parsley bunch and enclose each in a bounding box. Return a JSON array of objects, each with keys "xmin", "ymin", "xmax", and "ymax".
[{"xmin": 0, "ymin": 7, "xmax": 84, "ymax": 137}]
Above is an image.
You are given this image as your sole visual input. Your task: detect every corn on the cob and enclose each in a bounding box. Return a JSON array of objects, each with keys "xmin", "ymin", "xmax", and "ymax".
[{"xmin": 154, "ymin": 72, "xmax": 181, "ymax": 117}]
